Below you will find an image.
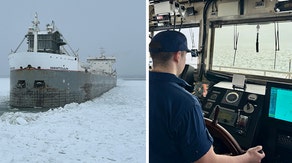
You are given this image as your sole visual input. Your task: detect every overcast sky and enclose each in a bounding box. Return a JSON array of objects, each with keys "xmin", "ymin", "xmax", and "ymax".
[{"xmin": 0, "ymin": 0, "xmax": 146, "ymax": 78}]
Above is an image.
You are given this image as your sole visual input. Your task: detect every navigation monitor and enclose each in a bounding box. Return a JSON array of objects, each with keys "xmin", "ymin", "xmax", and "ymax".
[{"xmin": 265, "ymin": 82, "xmax": 292, "ymax": 123}]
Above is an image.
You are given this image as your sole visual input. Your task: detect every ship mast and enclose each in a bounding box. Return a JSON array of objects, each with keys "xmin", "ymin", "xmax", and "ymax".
[{"xmin": 32, "ymin": 13, "xmax": 40, "ymax": 52}]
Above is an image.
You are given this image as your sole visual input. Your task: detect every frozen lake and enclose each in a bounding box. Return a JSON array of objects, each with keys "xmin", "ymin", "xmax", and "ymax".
[{"xmin": 0, "ymin": 78, "xmax": 146, "ymax": 163}]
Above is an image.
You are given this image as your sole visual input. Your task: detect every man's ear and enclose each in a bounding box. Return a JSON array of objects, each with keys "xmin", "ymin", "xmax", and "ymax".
[{"xmin": 173, "ymin": 51, "xmax": 181, "ymax": 63}]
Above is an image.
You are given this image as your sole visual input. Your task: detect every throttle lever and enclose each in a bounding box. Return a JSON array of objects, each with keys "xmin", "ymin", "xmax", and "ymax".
[{"xmin": 212, "ymin": 105, "xmax": 220, "ymax": 125}]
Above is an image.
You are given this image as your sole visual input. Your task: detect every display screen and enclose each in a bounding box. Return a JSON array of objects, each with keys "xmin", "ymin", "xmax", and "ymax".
[
  {"xmin": 211, "ymin": 107, "xmax": 237, "ymax": 126},
  {"xmin": 217, "ymin": 110, "xmax": 237, "ymax": 126},
  {"xmin": 267, "ymin": 84, "xmax": 292, "ymax": 123}
]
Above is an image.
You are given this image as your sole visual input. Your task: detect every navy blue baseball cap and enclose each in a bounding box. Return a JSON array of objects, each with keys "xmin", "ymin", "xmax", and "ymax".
[{"xmin": 149, "ymin": 30, "xmax": 196, "ymax": 56}]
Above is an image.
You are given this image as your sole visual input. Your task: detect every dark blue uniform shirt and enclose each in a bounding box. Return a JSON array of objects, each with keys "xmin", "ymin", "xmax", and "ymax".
[{"xmin": 149, "ymin": 71, "xmax": 213, "ymax": 163}]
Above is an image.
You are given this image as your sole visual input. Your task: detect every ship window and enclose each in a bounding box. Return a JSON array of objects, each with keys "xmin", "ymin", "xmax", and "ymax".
[
  {"xmin": 17, "ymin": 80, "xmax": 26, "ymax": 88},
  {"xmin": 211, "ymin": 21, "xmax": 292, "ymax": 79},
  {"xmin": 34, "ymin": 80, "xmax": 45, "ymax": 88}
]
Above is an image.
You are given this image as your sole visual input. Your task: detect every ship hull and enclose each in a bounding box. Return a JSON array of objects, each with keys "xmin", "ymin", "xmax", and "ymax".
[{"xmin": 10, "ymin": 69, "xmax": 117, "ymax": 108}]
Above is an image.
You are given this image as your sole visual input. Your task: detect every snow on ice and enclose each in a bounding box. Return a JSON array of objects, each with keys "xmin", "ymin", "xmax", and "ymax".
[{"xmin": 0, "ymin": 78, "xmax": 146, "ymax": 163}]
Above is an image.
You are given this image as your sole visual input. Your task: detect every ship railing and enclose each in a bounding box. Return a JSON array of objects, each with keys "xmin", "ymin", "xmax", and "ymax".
[{"xmin": 212, "ymin": 65, "xmax": 292, "ymax": 79}]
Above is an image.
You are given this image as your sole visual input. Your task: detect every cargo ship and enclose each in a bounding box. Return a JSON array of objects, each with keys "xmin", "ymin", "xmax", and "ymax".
[{"xmin": 8, "ymin": 14, "xmax": 117, "ymax": 108}]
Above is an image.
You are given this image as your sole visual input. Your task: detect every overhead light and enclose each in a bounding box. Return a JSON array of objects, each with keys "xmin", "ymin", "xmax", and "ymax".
[
  {"xmin": 179, "ymin": 5, "xmax": 186, "ymax": 17},
  {"xmin": 170, "ymin": 1, "xmax": 180, "ymax": 13}
]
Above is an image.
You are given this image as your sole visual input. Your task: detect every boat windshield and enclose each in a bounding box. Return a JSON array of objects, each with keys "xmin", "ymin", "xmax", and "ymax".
[{"xmin": 210, "ymin": 21, "xmax": 292, "ymax": 80}]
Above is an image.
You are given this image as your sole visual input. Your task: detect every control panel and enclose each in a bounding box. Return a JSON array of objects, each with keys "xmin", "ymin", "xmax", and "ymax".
[{"xmin": 202, "ymin": 81, "xmax": 265, "ymax": 149}]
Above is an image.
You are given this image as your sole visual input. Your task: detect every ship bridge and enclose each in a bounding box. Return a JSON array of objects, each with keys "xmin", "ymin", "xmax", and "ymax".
[{"xmin": 27, "ymin": 31, "xmax": 66, "ymax": 54}]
